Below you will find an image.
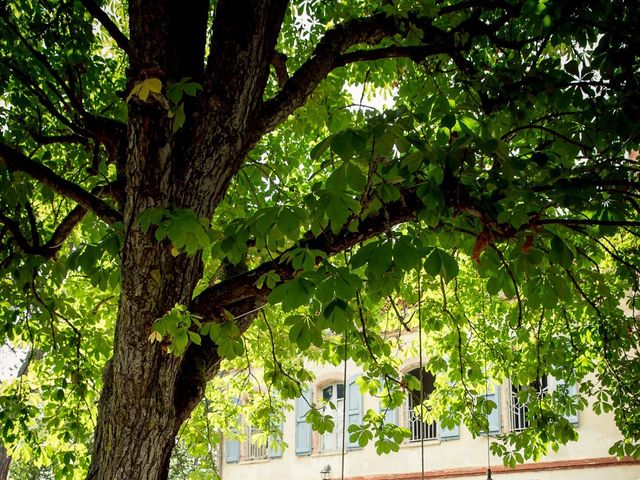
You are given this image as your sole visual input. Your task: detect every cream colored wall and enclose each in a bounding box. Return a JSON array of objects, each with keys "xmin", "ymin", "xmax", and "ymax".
[{"xmin": 221, "ymin": 360, "xmax": 640, "ymax": 480}]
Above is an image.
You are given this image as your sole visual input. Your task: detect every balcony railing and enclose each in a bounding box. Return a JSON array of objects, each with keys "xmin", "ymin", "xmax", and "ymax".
[
  {"xmin": 242, "ymin": 427, "xmax": 267, "ymax": 461},
  {"xmin": 407, "ymin": 396, "xmax": 437, "ymax": 441},
  {"xmin": 510, "ymin": 377, "xmax": 549, "ymax": 432}
]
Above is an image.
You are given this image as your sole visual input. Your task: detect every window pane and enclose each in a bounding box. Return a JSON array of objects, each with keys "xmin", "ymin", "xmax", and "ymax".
[
  {"xmin": 323, "ymin": 386, "xmax": 333, "ymax": 401},
  {"xmin": 336, "ymin": 383, "xmax": 345, "ymax": 400}
]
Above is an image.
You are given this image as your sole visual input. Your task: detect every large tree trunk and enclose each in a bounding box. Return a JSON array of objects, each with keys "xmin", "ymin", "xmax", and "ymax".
[
  {"xmin": 86, "ymin": 1, "xmax": 288, "ymax": 478},
  {"xmin": 0, "ymin": 443, "xmax": 10, "ymax": 480}
]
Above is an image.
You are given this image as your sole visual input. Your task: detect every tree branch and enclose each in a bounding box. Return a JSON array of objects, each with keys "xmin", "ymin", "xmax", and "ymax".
[
  {"xmin": 0, "ymin": 184, "xmax": 116, "ymax": 258},
  {"xmin": 259, "ymin": 4, "xmax": 518, "ymax": 134},
  {"xmin": 78, "ymin": 0, "xmax": 130, "ymax": 53},
  {"xmin": 0, "ymin": 142, "xmax": 122, "ymax": 224},
  {"xmin": 260, "ymin": 12, "xmax": 412, "ymax": 132}
]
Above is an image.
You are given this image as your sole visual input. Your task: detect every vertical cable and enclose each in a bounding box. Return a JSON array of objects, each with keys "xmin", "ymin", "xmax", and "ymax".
[
  {"xmin": 482, "ymin": 293, "xmax": 492, "ymax": 480},
  {"xmin": 418, "ymin": 265, "xmax": 425, "ymax": 480},
  {"xmin": 341, "ymin": 330, "xmax": 348, "ymax": 480}
]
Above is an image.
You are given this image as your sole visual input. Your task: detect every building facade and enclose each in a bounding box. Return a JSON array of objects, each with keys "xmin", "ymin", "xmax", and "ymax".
[{"xmin": 220, "ymin": 357, "xmax": 640, "ymax": 480}]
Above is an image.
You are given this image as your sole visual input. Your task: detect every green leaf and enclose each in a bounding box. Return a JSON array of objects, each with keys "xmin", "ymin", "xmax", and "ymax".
[{"xmin": 173, "ymin": 103, "xmax": 186, "ymax": 133}]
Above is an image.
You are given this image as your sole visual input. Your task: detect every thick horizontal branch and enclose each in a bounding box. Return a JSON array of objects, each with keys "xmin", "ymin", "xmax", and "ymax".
[
  {"xmin": 188, "ymin": 189, "xmax": 422, "ymax": 327},
  {"xmin": 0, "ymin": 143, "xmax": 122, "ymax": 224},
  {"xmin": 178, "ymin": 188, "xmax": 423, "ymax": 407},
  {"xmin": 79, "ymin": 0, "xmax": 130, "ymax": 53}
]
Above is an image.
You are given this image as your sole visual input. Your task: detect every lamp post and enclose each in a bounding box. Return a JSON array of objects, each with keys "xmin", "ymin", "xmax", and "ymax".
[{"xmin": 320, "ymin": 464, "xmax": 332, "ymax": 480}]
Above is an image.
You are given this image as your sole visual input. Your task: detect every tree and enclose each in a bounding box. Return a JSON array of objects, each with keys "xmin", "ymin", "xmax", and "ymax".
[{"xmin": 0, "ymin": 0, "xmax": 638, "ymax": 478}]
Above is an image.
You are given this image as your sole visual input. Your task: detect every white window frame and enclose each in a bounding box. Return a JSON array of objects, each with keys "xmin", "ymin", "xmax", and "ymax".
[{"xmin": 318, "ymin": 382, "xmax": 345, "ymax": 452}]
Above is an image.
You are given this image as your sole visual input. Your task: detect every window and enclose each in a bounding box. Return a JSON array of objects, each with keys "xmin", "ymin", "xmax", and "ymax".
[
  {"xmin": 320, "ymin": 383, "xmax": 345, "ymax": 451},
  {"xmin": 406, "ymin": 368, "xmax": 437, "ymax": 441},
  {"xmin": 241, "ymin": 424, "xmax": 267, "ymax": 461},
  {"xmin": 225, "ymin": 398, "xmax": 282, "ymax": 463},
  {"xmin": 510, "ymin": 375, "xmax": 549, "ymax": 432},
  {"xmin": 294, "ymin": 377, "xmax": 362, "ymax": 455}
]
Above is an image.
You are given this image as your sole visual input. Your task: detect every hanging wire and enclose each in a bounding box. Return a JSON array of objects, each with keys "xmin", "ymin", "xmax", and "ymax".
[
  {"xmin": 341, "ymin": 329, "xmax": 348, "ymax": 480},
  {"xmin": 417, "ymin": 263, "xmax": 425, "ymax": 480},
  {"xmin": 482, "ymin": 293, "xmax": 493, "ymax": 480}
]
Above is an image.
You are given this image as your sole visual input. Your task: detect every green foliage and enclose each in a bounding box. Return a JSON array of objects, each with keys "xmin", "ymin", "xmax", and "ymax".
[
  {"xmin": 139, "ymin": 207, "xmax": 215, "ymax": 256},
  {"xmin": 1, "ymin": 0, "xmax": 639, "ymax": 475}
]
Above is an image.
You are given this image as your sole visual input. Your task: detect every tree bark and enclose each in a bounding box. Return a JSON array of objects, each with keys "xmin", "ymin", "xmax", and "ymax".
[
  {"xmin": 86, "ymin": 1, "xmax": 288, "ymax": 479},
  {"xmin": 0, "ymin": 446, "xmax": 9, "ymax": 480}
]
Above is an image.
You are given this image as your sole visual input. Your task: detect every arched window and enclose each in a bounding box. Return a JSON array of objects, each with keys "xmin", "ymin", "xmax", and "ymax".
[
  {"xmin": 406, "ymin": 367, "xmax": 437, "ymax": 441},
  {"xmin": 510, "ymin": 375, "xmax": 549, "ymax": 431}
]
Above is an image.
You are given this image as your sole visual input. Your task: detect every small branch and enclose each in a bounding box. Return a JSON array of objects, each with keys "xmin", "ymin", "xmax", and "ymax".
[
  {"xmin": 491, "ymin": 245, "xmax": 523, "ymax": 328},
  {"xmin": 78, "ymin": 0, "xmax": 130, "ymax": 53},
  {"xmin": 0, "ymin": 185, "xmax": 114, "ymax": 258},
  {"xmin": 355, "ymin": 289, "xmax": 380, "ymax": 364},
  {"xmin": 389, "ymin": 296, "xmax": 412, "ymax": 332},
  {"xmin": 271, "ymin": 51, "xmax": 289, "ymax": 88},
  {"xmin": 0, "ymin": 142, "xmax": 122, "ymax": 224},
  {"xmin": 29, "ymin": 132, "xmax": 89, "ymax": 145},
  {"xmin": 533, "ymin": 218, "xmax": 640, "ymax": 228},
  {"xmin": 338, "ymin": 44, "xmax": 447, "ymax": 65},
  {"xmin": 501, "ymin": 124, "xmax": 592, "ymax": 151}
]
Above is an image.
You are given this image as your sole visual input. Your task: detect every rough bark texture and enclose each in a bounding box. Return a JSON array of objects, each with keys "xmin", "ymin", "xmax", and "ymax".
[
  {"xmin": 77, "ymin": 1, "xmax": 516, "ymax": 478},
  {"xmin": 0, "ymin": 446, "xmax": 9, "ymax": 480},
  {"xmin": 86, "ymin": 1, "xmax": 288, "ymax": 479}
]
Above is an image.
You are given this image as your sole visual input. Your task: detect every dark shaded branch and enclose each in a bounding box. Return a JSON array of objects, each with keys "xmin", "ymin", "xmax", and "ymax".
[
  {"xmin": 0, "ymin": 143, "xmax": 122, "ymax": 224},
  {"xmin": 24, "ymin": 201, "xmax": 40, "ymax": 247},
  {"xmin": 0, "ymin": 211, "xmax": 36, "ymax": 254},
  {"xmin": 339, "ymin": 44, "xmax": 448, "ymax": 65},
  {"xmin": 79, "ymin": 0, "xmax": 130, "ymax": 53},
  {"xmin": 260, "ymin": 5, "xmax": 519, "ymax": 133},
  {"xmin": 271, "ymin": 51, "xmax": 289, "ymax": 88},
  {"xmin": 502, "ymin": 124, "xmax": 593, "ymax": 150},
  {"xmin": 29, "ymin": 132, "xmax": 89, "ymax": 145},
  {"xmin": 534, "ymin": 218, "xmax": 640, "ymax": 228},
  {"xmin": 0, "ymin": 184, "xmax": 115, "ymax": 258},
  {"xmin": 260, "ymin": 12, "xmax": 417, "ymax": 132}
]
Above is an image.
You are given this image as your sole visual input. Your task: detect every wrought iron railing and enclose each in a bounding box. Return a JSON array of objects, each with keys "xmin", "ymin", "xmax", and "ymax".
[
  {"xmin": 407, "ymin": 397, "xmax": 437, "ymax": 441},
  {"xmin": 510, "ymin": 378, "xmax": 549, "ymax": 432},
  {"xmin": 242, "ymin": 427, "xmax": 267, "ymax": 461}
]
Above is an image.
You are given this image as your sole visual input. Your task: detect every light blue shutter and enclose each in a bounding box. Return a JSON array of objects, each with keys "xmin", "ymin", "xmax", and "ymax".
[
  {"xmin": 556, "ymin": 379, "xmax": 579, "ymax": 426},
  {"xmin": 381, "ymin": 404, "xmax": 398, "ymax": 425},
  {"xmin": 378, "ymin": 377, "xmax": 398, "ymax": 425},
  {"xmin": 225, "ymin": 397, "xmax": 241, "ymax": 463},
  {"xmin": 481, "ymin": 384, "xmax": 501, "ymax": 435},
  {"xmin": 439, "ymin": 374, "xmax": 460, "ymax": 440},
  {"xmin": 347, "ymin": 375, "xmax": 363, "ymax": 449},
  {"xmin": 439, "ymin": 420, "xmax": 460, "ymax": 440},
  {"xmin": 268, "ymin": 419, "xmax": 284, "ymax": 458},
  {"xmin": 295, "ymin": 386, "xmax": 312, "ymax": 455}
]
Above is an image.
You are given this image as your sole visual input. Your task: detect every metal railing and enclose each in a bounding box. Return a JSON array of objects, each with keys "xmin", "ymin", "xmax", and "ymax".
[
  {"xmin": 407, "ymin": 397, "xmax": 437, "ymax": 441},
  {"xmin": 242, "ymin": 427, "xmax": 267, "ymax": 461},
  {"xmin": 510, "ymin": 391, "xmax": 529, "ymax": 432},
  {"xmin": 510, "ymin": 378, "xmax": 549, "ymax": 432}
]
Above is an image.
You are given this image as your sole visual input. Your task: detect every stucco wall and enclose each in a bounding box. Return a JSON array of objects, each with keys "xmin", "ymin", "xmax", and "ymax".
[{"xmin": 221, "ymin": 359, "xmax": 640, "ymax": 480}]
